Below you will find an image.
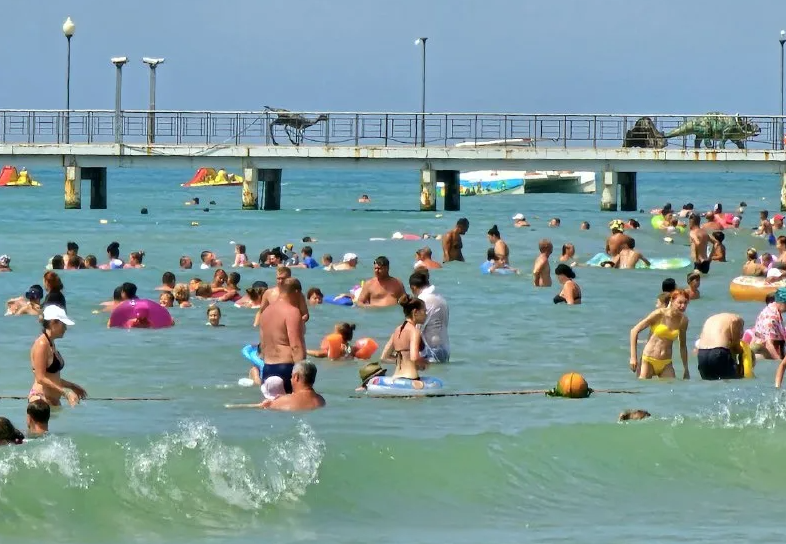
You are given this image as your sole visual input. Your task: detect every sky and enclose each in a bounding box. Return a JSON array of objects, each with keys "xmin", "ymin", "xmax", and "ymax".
[{"xmin": 1, "ymin": 0, "xmax": 785, "ymax": 114}]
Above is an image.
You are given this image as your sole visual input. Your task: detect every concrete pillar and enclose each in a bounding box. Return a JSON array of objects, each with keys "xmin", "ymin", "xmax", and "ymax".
[
  {"xmin": 618, "ymin": 172, "xmax": 637, "ymax": 212},
  {"xmin": 261, "ymin": 168, "xmax": 282, "ymax": 211},
  {"xmin": 781, "ymin": 172, "xmax": 786, "ymax": 212},
  {"xmin": 64, "ymin": 164, "xmax": 81, "ymax": 209},
  {"xmin": 241, "ymin": 163, "xmax": 259, "ymax": 210},
  {"xmin": 83, "ymin": 167, "xmax": 108, "ymax": 209},
  {"xmin": 419, "ymin": 168, "xmax": 437, "ymax": 211},
  {"xmin": 600, "ymin": 170, "xmax": 618, "ymax": 212},
  {"xmin": 437, "ymin": 170, "xmax": 460, "ymax": 211}
]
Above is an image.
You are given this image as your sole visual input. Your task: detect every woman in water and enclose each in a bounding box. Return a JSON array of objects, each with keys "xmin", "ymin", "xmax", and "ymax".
[
  {"xmin": 206, "ymin": 305, "xmax": 224, "ymax": 327},
  {"xmin": 553, "ymin": 264, "xmax": 581, "ymax": 305},
  {"xmin": 559, "ymin": 243, "xmax": 577, "ymax": 266},
  {"xmin": 742, "ymin": 248, "xmax": 766, "ymax": 276},
  {"xmin": 487, "ymin": 225, "xmax": 510, "ymax": 265},
  {"xmin": 43, "ymin": 271, "xmax": 66, "ymax": 310},
  {"xmin": 380, "ymin": 295, "xmax": 428, "ymax": 380},
  {"xmin": 28, "ymin": 305, "xmax": 87, "ymax": 406},
  {"xmin": 6, "ymin": 284, "xmax": 43, "ymax": 316},
  {"xmin": 308, "ymin": 322, "xmax": 356, "ymax": 360},
  {"xmin": 629, "ymin": 289, "xmax": 690, "ymax": 380},
  {"xmin": 124, "ymin": 251, "xmax": 145, "ymax": 269},
  {"xmin": 0, "ymin": 418, "xmax": 24, "ymax": 446}
]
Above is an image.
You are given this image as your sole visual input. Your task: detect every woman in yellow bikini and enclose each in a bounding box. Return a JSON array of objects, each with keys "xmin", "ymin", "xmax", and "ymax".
[{"xmin": 629, "ymin": 289, "xmax": 691, "ymax": 379}]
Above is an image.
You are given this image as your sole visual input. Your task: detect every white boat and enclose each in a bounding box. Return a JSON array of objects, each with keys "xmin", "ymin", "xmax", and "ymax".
[{"xmin": 438, "ymin": 170, "xmax": 596, "ymax": 196}]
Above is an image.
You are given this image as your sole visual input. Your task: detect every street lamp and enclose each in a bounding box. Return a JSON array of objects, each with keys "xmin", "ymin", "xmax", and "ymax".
[
  {"xmin": 111, "ymin": 57, "xmax": 128, "ymax": 144},
  {"xmin": 415, "ymin": 37, "xmax": 427, "ymax": 147},
  {"xmin": 775, "ymin": 30, "xmax": 786, "ymax": 149},
  {"xmin": 62, "ymin": 17, "xmax": 75, "ymax": 144},
  {"xmin": 142, "ymin": 57, "xmax": 165, "ymax": 144}
]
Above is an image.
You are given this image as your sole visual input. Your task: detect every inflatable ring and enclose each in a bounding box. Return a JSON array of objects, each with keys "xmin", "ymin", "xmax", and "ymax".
[
  {"xmin": 365, "ymin": 376, "xmax": 443, "ymax": 395},
  {"xmin": 728, "ymin": 276, "xmax": 784, "ymax": 302},
  {"xmin": 480, "ymin": 261, "xmax": 515, "ymax": 274},
  {"xmin": 740, "ymin": 341, "xmax": 754, "ymax": 378},
  {"xmin": 353, "ymin": 337, "xmax": 378, "ymax": 359},
  {"xmin": 321, "ymin": 333, "xmax": 345, "ymax": 360},
  {"xmin": 651, "ymin": 214, "xmax": 665, "ymax": 230},
  {"xmin": 324, "ymin": 295, "xmax": 353, "ymax": 306},
  {"xmin": 108, "ymin": 299, "xmax": 174, "ymax": 329},
  {"xmin": 241, "ymin": 344, "xmax": 265, "ymax": 370}
]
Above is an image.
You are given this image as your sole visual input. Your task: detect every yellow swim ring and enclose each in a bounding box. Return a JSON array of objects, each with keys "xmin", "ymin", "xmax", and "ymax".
[
  {"xmin": 740, "ymin": 341, "xmax": 754, "ymax": 378},
  {"xmin": 651, "ymin": 214, "xmax": 665, "ymax": 229}
]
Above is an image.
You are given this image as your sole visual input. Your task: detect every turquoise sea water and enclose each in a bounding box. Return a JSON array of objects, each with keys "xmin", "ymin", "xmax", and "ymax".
[{"xmin": 1, "ymin": 168, "xmax": 786, "ymax": 543}]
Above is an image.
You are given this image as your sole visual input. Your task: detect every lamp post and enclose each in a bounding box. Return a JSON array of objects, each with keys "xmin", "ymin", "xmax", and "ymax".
[
  {"xmin": 142, "ymin": 57, "xmax": 165, "ymax": 144},
  {"xmin": 775, "ymin": 30, "xmax": 786, "ymax": 149},
  {"xmin": 415, "ymin": 37, "xmax": 427, "ymax": 147},
  {"xmin": 62, "ymin": 17, "xmax": 75, "ymax": 144},
  {"xmin": 111, "ymin": 57, "xmax": 128, "ymax": 144}
]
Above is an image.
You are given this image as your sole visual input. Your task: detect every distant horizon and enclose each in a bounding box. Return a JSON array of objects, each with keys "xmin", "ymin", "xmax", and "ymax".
[{"xmin": 1, "ymin": 1, "xmax": 784, "ymax": 115}]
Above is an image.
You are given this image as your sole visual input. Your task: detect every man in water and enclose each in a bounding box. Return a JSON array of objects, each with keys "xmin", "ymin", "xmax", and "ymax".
[
  {"xmin": 442, "ymin": 218, "xmax": 469, "ymax": 262},
  {"xmin": 414, "ymin": 247, "xmax": 442, "ymax": 270},
  {"xmin": 26, "ymin": 399, "xmax": 50, "ymax": 437},
  {"xmin": 200, "ymin": 250, "xmax": 222, "ymax": 269},
  {"xmin": 695, "ymin": 313, "xmax": 745, "ymax": 380},
  {"xmin": 263, "ymin": 362, "xmax": 325, "ymax": 411},
  {"xmin": 179, "ymin": 256, "xmax": 193, "ymax": 269},
  {"xmin": 532, "ymin": 239, "xmax": 553, "ymax": 287},
  {"xmin": 409, "ymin": 270, "xmax": 450, "ymax": 363},
  {"xmin": 332, "ymin": 253, "xmax": 359, "ymax": 271},
  {"xmin": 259, "ymin": 278, "xmax": 307, "ymax": 393},
  {"xmin": 689, "ymin": 214, "xmax": 711, "ymax": 274},
  {"xmin": 356, "ymin": 256, "xmax": 406, "ymax": 307},
  {"xmin": 613, "ymin": 240, "xmax": 650, "ymax": 269},
  {"xmin": 257, "ymin": 266, "xmax": 309, "ymax": 324},
  {"xmin": 606, "ymin": 220, "xmax": 635, "ymax": 257}
]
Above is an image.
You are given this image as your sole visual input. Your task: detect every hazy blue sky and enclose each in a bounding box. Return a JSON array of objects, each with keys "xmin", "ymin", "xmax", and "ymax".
[{"xmin": 2, "ymin": 0, "xmax": 784, "ymax": 114}]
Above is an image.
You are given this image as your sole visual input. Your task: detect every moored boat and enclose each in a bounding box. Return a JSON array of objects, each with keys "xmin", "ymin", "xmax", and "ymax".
[
  {"xmin": 182, "ymin": 168, "xmax": 243, "ymax": 187},
  {"xmin": 0, "ymin": 166, "xmax": 40, "ymax": 187}
]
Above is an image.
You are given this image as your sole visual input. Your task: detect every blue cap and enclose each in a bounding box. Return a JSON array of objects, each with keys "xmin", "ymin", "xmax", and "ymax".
[{"xmin": 776, "ymin": 288, "xmax": 786, "ymax": 303}]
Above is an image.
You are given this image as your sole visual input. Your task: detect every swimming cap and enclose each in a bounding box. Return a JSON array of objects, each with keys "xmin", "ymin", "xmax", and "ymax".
[
  {"xmin": 608, "ymin": 219, "xmax": 624, "ymax": 232},
  {"xmin": 776, "ymin": 288, "xmax": 786, "ymax": 303}
]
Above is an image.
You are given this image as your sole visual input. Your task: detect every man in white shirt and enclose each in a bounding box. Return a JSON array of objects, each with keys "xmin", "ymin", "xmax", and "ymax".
[{"xmin": 408, "ymin": 270, "xmax": 450, "ymax": 363}]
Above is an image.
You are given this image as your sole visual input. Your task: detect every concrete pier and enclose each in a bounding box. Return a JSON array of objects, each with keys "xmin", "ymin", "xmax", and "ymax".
[
  {"xmin": 420, "ymin": 169, "xmax": 437, "ymax": 211},
  {"xmin": 64, "ymin": 164, "xmax": 81, "ymax": 209},
  {"xmin": 437, "ymin": 170, "xmax": 460, "ymax": 211},
  {"xmin": 781, "ymin": 172, "xmax": 786, "ymax": 212},
  {"xmin": 618, "ymin": 172, "xmax": 637, "ymax": 212},
  {"xmin": 261, "ymin": 168, "xmax": 282, "ymax": 211},
  {"xmin": 242, "ymin": 162, "xmax": 259, "ymax": 210},
  {"xmin": 84, "ymin": 167, "xmax": 108, "ymax": 209},
  {"xmin": 601, "ymin": 171, "xmax": 618, "ymax": 212}
]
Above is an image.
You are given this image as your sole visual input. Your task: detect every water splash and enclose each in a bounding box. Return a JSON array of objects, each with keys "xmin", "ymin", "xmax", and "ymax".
[{"xmin": 0, "ymin": 435, "xmax": 91, "ymax": 491}]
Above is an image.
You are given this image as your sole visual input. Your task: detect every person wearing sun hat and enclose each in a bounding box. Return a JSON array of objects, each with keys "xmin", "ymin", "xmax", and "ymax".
[
  {"xmin": 355, "ymin": 362, "xmax": 387, "ymax": 391},
  {"xmin": 0, "ymin": 254, "xmax": 11, "ymax": 272},
  {"xmin": 606, "ymin": 220, "xmax": 635, "ymax": 257},
  {"xmin": 28, "ymin": 305, "xmax": 87, "ymax": 407},
  {"xmin": 512, "ymin": 213, "xmax": 530, "ymax": 228}
]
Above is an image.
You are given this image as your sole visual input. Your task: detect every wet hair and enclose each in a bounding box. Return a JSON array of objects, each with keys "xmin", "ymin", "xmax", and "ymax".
[
  {"xmin": 280, "ymin": 277, "xmax": 302, "ymax": 294},
  {"xmin": 200, "ymin": 250, "xmax": 211, "ymax": 262},
  {"xmin": 550, "ymin": 218, "xmax": 561, "ymax": 225},
  {"xmin": 236, "ymin": 244, "xmax": 246, "ymax": 253},
  {"xmin": 121, "ymin": 282, "xmax": 138, "ymax": 299},
  {"xmin": 160, "ymin": 291, "xmax": 174, "ymax": 304},
  {"xmin": 713, "ymin": 231, "xmax": 726, "ymax": 243},
  {"xmin": 84, "ymin": 255, "xmax": 97, "ymax": 268},
  {"xmin": 130, "ymin": 251, "xmax": 145, "ymax": 263},
  {"xmin": 747, "ymin": 248, "xmax": 758, "ymax": 260},
  {"xmin": 683, "ymin": 203, "xmax": 694, "ymax": 210},
  {"xmin": 670, "ymin": 289, "xmax": 690, "ymax": 303},
  {"xmin": 302, "ymin": 246, "xmax": 313, "ymax": 257},
  {"xmin": 50, "ymin": 255, "xmax": 64, "ymax": 269},
  {"xmin": 276, "ymin": 266, "xmax": 292, "ymax": 278},
  {"xmin": 656, "ymin": 292, "xmax": 671, "ymax": 307},
  {"xmin": 44, "ymin": 271, "xmax": 63, "ymax": 292},
  {"xmin": 195, "ymin": 283, "xmax": 213, "ymax": 298},
  {"xmin": 487, "ymin": 225, "xmax": 501, "ymax": 238},
  {"xmin": 761, "ymin": 210, "xmax": 769, "ymax": 218},
  {"xmin": 258, "ymin": 250, "xmax": 272, "ymax": 265},
  {"xmin": 417, "ymin": 247, "xmax": 433, "ymax": 258},
  {"xmin": 212, "ymin": 268, "xmax": 227, "ymax": 282},
  {"xmin": 67, "ymin": 241, "xmax": 79, "ymax": 252},
  {"xmin": 580, "ymin": 221, "xmax": 590, "ymax": 229},
  {"xmin": 322, "ymin": 254, "xmax": 333, "ymax": 263},
  {"xmin": 486, "ymin": 247, "xmax": 496, "ymax": 261},
  {"xmin": 554, "ymin": 263, "xmax": 576, "ymax": 279},
  {"xmin": 661, "ymin": 278, "xmax": 677, "ymax": 293},
  {"xmin": 306, "ymin": 287, "xmax": 323, "ymax": 300},
  {"xmin": 409, "ymin": 270, "xmax": 431, "ymax": 289},
  {"xmin": 374, "ymin": 256, "xmax": 390, "ymax": 267},
  {"xmin": 337, "ymin": 322, "xmax": 356, "ymax": 342},
  {"xmin": 67, "ymin": 255, "xmax": 80, "ymax": 269},
  {"xmin": 27, "ymin": 399, "xmax": 50, "ymax": 425},
  {"xmin": 538, "ymin": 239, "xmax": 552, "ymax": 252},
  {"xmin": 766, "ymin": 292, "xmax": 777, "ymax": 305},
  {"xmin": 172, "ymin": 283, "xmax": 190, "ymax": 302},
  {"xmin": 398, "ymin": 294, "xmax": 425, "ymax": 317},
  {"xmin": 619, "ymin": 409, "xmax": 651, "ymax": 421},
  {"xmin": 0, "ymin": 417, "xmax": 24, "ymax": 445},
  {"xmin": 228, "ymin": 272, "xmax": 240, "ymax": 286},
  {"xmin": 628, "ymin": 219, "xmax": 640, "ymax": 229},
  {"xmin": 246, "ymin": 286, "xmax": 265, "ymax": 302},
  {"xmin": 179, "ymin": 255, "xmax": 192, "ymax": 268},
  {"xmin": 162, "ymin": 271, "xmax": 176, "ymax": 286},
  {"xmin": 107, "ymin": 241, "xmax": 120, "ymax": 259},
  {"xmin": 687, "ymin": 271, "xmax": 701, "ymax": 283},
  {"xmin": 206, "ymin": 304, "xmax": 221, "ymax": 318},
  {"xmin": 457, "ymin": 217, "xmax": 469, "ymax": 228},
  {"xmin": 293, "ymin": 362, "xmax": 317, "ymax": 387},
  {"xmin": 113, "ymin": 285, "xmax": 123, "ymax": 302},
  {"xmin": 561, "ymin": 243, "xmax": 574, "ymax": 256}
]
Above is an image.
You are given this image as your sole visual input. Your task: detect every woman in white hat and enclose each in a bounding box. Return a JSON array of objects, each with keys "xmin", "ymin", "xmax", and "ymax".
[{"xmin": 28, "ymin": 305, "xmax": 87, "ymax": 406}]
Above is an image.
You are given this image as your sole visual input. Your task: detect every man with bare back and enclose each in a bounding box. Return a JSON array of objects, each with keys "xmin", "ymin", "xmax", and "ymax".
[
  {"xmin": 259, "ymin": 278, "xmax": 306, "ymax": 393},
  {"xmin": 532, "ymin": 239, "xmax": 553, "ymax": 287},
  {"xmin": 442, "ymin": 218, "xmax": 469, "ymax": 263},
  {"xmin": 254, "ymin": 266, "xmax": 309, "ymax": 327},
  {"xmin": 689, "ymin": 214, "xmax": 711, "ymax": 274},
  {"xmin": 356, "ymin": 256, "xmax": 406, "ymax": 307}
]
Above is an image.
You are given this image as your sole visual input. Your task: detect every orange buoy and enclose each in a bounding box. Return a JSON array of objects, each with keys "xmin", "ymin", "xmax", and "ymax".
[
  {"xmin": 353, "ymin": 337, "xmax": 379, "ymax": 360},
  {"xmin": 555, "ymin": 372, "xmax": 590, "ymax": 398},
  {"xmin": 322, "ymin": 333, "xmax": 345, "ymax": 360}
]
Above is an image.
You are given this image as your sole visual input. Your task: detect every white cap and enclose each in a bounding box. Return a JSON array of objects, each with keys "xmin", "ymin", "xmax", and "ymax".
[
  {"xmin": 261, "ymin": 376, "xmax": 285, "ymax": 400},
  {"xmin": 767, "ymin": 267, "xmax": 784, "ymax": 280},
  {"xmin": 512, "ymin": 213, "xmax": 525, "ymax": 221},
  {"xmin": 391, "ymin": 231, "xmax": 404, "ymax": 240},
  {"xmin": 342, "ymin": 252, "xmax": 358, "ymax": 263},
  {"xmin": 42, "ymin": 305, "xmax": 74, "ymax": 326},
  {"xmin": 663, "ymin": 237, "xmax": 674, "ymax": 244}
]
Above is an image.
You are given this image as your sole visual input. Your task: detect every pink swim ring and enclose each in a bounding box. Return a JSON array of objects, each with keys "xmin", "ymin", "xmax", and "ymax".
[{"xmin": 109, "ymin": 298, "xmax": 174, "ymax": 329}]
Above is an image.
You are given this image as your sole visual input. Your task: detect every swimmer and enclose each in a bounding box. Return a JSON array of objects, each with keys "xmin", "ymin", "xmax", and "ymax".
[
  {"xmin": 742, "ymin": 248, "xmax": 766, "ymax": 276},
  {"xmin": 629, "ymin": 289, "xmax": 690, "ymax": 380},
  {"xmin": 210, "ymin": 269, "xmax": 228, "ymax": 290},
  {"xmin": 356, "ymin": 362, "xmax": 387, "ymax": 391},
  {"xmin": 332, "ymin": 253, "xmax": 358, "ymax": 271},
  {"xmin": 179, "ymin": 256, "xmax": 193, "ymax": 269},
  {"xmin": 606, "ymin": 220, "xmax": 635, "ymax": 257},
  {"xmin": 689, "ymin": 214, "xmax": 711, "ymax": 274},
  {"xmin": 559, "ymin": 243, "xmax": 578, "ymax": 267},
  {"xmin": 216, "ymin": 272, "xmax": 241, "ymax": 301},
  {"xmin": 710, "ymin": 231, "xmax": 726, "ymax": 262},
  {"xmin": 532, "ymin": 239, "xmax": 553, "ymax": 287},
  {"xmin": 124, "ymin": 251, "xmax": 145, "ymax": 269},
  {"xmin": 442, "ymin": 218, "xmax": 469, "ymax": 263},
  {"xmin": 199, "ymin": 250, "xmax": 222, "ymax": 269},
  {"xmin": 292, "ymin": 246, "xmax": 319, "ymax": 269},
  {"xmin": 755, "ymin": 210, "xmax": 774, "ymax": 238},
  {"xmin": 487, "ymin": 225, "xmax": 510, "ymax": 265},
  {"xmin": 580, "ymin": 221, "xmax": 590, "ymax": 230},
  {"xmin": 172, "ymin": 283, "xmax": 193, "ymax": 308},
  {"xmin": 483, "ymin": 248, "xmax": 520, "ymax": 274},
  {"xmin": 307, "ymin": 322, "xmax": 356, "ymax": 360},
  {"xmin": 355, "ymin": 256, "xmax": 406, "ymax": 307},
  {"xmin": 206, "ymin": 305, "xmax": 224, "ymax": 327},
  {"xmin": 236, "ymin": 281, "xmax": 267, "ymax": 308},
  {"xmin": 99, "ymin": 286, "xmax": 123, "ymax": 313},
  {"xmin": 159, "ymin": 291, "xmax": 175, "ymax": 308},
  {"xmin": 255, "ymin": 267, "xmax": 308, "ymax": 328},
  {"xmin": 358, "ymin": 194, "xmax": 371, "ymax": 203},
  {"xmin": 380, "ymin": 295, "xmax": 428, "ymax": 380},
  {"xmin": 61, "ymin": 241, "xmax": 80, "ymax": 266},
  {"xmin": 156, "ymin": 271, "xmax": 176, "ymax": 292},
  {"xmin": 618, "ymin": 409, "xmax": 651, "ymax": 421},
  {"xmin": 549, "ymin": 218, "xmax": 561, "ymax": 227},
  {"xmin": 512, "ymin": 213, "xmax": 530, "ymax": 228},
  {"xmin": 105, "ymin": 241, "xmax": 124, "ymax": 269},
  {"xmin": 306, "ymin": 287, "xmax": 324, "ymax": 305},
  {"xmin": 413, "ymin": 247, "xmax": 442, "ymax": 270},
  {"xmin": 703, "ymin": 212, "xmax": 725, "ymax": 232},
  {"xmin": 232, "ymin": 244, "xmax": 249, "ymax": 267},
  {"xmin": 613, "ymin": 240, "xmax": 650, "ymax": 269},
  {"xmin": 686, "ymin": 271, "xmax": 701, "ymax": 300},
  {"xmin": 322, "ymin": 254, "xmax": 335, "ymax": 271},
  {"xmin": 6, "ymin": 284, "xmax": 43, "ymax": 317},
  {"xmin": 695, "ymin": 313, "xmax": 745, "ymax": 380},
  {"xmin": 261, "ymin": 362, "xmax": 325, "ymax": 412},
  {"xmin": 553, "ymin": 264, "xmax": 581, "ymax": 305}
]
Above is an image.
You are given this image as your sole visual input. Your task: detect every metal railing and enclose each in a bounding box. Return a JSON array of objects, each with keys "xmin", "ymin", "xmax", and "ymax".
[{"xmin": 0, "ymin": 110, "xmax": 782, "ymax": 150}]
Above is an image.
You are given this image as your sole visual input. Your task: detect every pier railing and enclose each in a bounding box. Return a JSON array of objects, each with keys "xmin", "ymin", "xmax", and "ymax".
[{"xmin": 0, "ymin": 110, "xmax": 783, "ymax": 150}]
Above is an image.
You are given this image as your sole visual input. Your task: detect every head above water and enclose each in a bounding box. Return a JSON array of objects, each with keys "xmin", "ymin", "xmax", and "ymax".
[
  {"xmin": 487, "ymin": 224, "xmax": 501, "ymax": 239},
  {"xmin": 398, "ymin": 294, "xmax": 426, "ymax": 321}
]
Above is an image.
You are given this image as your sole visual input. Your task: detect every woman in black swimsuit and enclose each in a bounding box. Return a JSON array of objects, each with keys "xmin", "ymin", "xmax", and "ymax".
[
  {"xmin": 43, "ymin": 271, "xmax": 66, "ymax": 310},
  {"xmin": 28, "ymin": 305, "xmax": 87, "ymax": 407},
  {"xmin": 554, "ymin": 264, "xmax": 582, "ymax": 305},
  {"xmin": 380, "ymin": 295, "xmax": 428, "ymax": 380}
]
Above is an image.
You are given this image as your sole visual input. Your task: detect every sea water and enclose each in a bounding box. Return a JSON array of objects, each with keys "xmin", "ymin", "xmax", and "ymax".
[{"xmin": 0, "ymin": 168, "xmax": 784, "ymax": 543}]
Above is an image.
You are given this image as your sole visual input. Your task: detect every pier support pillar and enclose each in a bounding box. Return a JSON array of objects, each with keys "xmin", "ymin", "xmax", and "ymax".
[
  {"xmin": 419, "ymin": 169, "xmax": 437, "ymax": 211},
  {"xmin": 241, "ymin": 163, "xmax": 259, "ymax": 210},
  {"xmin": 261, "ymin": 168, "xmax": 282, "ymax": 211},
  {"xmin": 600, "ymin": 171, "xmax": 618, "ymax": 212},
  {"xmin": 619, "ymin": 172, "xmax": 637, "ymax": 212},
  {"xmin": 438, "ymin": 170, "xmax": 460, "ymax": 211},
  {"xmin": 82, "ymin": 167, "xmax": 108, "ymax": 209},
  {"xmin": 781, "ymin": 172, "xmax": 786, "ymax": 212},
  {"xmin": 64, "ymin": 164, "xmax": 81, "ymax": 209}
]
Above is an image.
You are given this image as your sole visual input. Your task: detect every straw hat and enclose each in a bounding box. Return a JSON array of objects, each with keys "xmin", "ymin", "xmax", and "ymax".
[{"xmin": 358, "ymin": 362, "xmax": 386, "ymax": 386}]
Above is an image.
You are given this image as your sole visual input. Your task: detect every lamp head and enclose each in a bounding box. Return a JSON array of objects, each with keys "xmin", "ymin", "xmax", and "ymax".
[
  {"xmin": 62, "ymin": 17, "xmax": 75, "ymax": 38},
  {"xmin": 415, "ymin": 37, "xmax": 428, "ymax": 45},
  {"xmin": 111, "ymin": 57, "xmax": 128, "ymax": 67},
  {"xmin": 781, "ymin": 30, "xmax": 786, "ymax": 42},
  {"xmin": 142, "ymin": 57, "xmax": 165, "ymax": 68}
]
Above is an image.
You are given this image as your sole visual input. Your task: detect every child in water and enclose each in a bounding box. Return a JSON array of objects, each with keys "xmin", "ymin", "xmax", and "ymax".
[
  {"xmin": 307, "ymin": 322, "xmax": 356, "ymax": 360},
  {"xmin": 232, "ymin": 244, "xmax": 249, "ymax": 268},
  {"xmin": 207, "ymin": 305, "xmax": 224, "ymax": 327},
  {"xmin": 159, "ymin": 291, "xmax": 174, "ymax": 308}
]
